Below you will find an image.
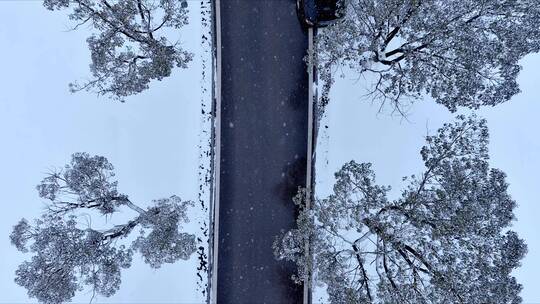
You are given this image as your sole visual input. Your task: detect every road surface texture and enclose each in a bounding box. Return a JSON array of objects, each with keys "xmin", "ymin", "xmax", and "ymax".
[{"xmin": 216, "ymin": 0, "xmax": 309, "ymax": 302}]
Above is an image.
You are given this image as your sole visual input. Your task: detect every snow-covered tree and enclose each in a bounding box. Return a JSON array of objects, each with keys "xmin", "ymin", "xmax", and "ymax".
[
  {"xmin": 43, "ymin": 0, "xmax": 192, "ymax": 101},
  {"xmin": 317, "ymin": 0, "xmax": 540, "ymax": 112},
  {"xmin": 10, "ymin": 153, "xmax": 197, "ymax": 304},
  {"xmin": 275, "ymin": 115, "xmax": 527, "ymax": 303}
]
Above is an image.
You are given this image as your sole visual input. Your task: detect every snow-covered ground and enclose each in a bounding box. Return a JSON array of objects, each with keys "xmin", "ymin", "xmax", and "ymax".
[
  {"xmin": 313, "ymin": 56, "xmax": 540, "ymax": 303},
  {"xmin": 3, "ymin": 2, "xmax": 539, "ymax": 303},
  {"xmin": 0, "ymin": 2, "xmax": 212, "ymax": 303}
]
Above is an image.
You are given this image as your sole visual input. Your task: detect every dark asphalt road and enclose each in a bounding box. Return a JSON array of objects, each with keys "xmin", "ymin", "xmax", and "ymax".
[{"xmin": 217, "ymin": 0, "xmax": 309, "ymax": 302}]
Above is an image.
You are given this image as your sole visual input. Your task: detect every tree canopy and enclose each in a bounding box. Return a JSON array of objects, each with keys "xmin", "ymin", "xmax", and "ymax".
[
  {"xmin": 10, "ymin": 153, "xmax": 197, "ymax": 304},
  {"xmin": 43, "ymin": 0, "xmax": 192, "ymax": 101},
  {"xmin": 317, "ymin": 0, "xmax": 540, "ymax": 112},
  {"xmin": 275, "ymin": 115, "xmax": 527, "ymax": 303}
]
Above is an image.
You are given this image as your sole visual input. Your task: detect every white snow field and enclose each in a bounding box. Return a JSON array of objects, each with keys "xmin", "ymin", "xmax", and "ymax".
[
  {"xmin": 313, "ymin": 57, "xmax": 540, "ymax": 303},
  {"xmin": 0, "ymin": 1, "xmax": 212, "ymax": 303}
]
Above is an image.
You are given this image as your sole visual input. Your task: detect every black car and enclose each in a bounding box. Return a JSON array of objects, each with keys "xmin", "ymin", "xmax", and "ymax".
[{"xmin": 296, "ymin": 0, "xmax": 346, "ymax": 27}]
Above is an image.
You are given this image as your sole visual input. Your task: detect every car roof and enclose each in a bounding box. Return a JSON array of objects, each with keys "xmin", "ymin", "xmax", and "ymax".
[{"xmin": 316, "ymin": 0, "xmax": 342, "ymax": 22}]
